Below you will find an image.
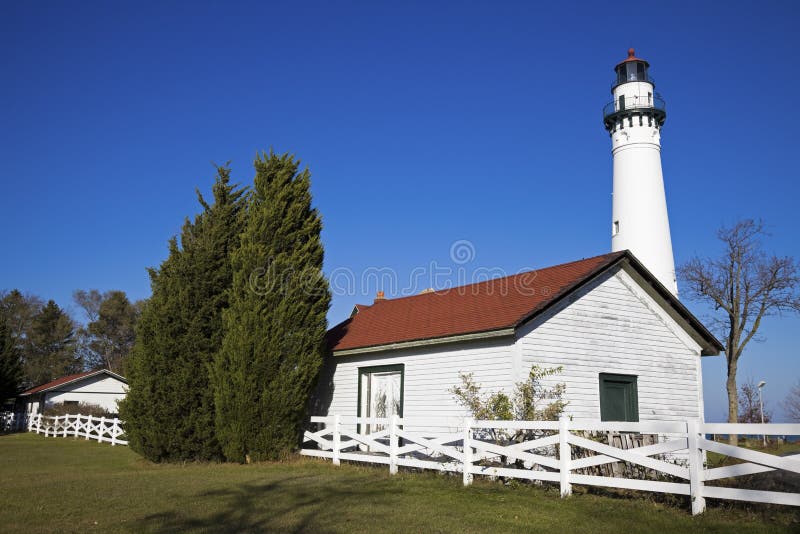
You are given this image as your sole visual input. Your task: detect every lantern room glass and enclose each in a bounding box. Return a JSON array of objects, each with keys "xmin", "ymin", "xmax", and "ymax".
[{"xmin": 616, "ymin": 61, "xmax": 648, "ymax": 85}]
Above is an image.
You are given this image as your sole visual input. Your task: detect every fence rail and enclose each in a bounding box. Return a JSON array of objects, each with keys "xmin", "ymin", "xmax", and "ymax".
[
  {"xmin": 26, "ymin": 413, "xmax": 127, "ymax": 446},
  {"xmin": 300, "ymin": 415, "xmax": 800, "ymax": 515}
]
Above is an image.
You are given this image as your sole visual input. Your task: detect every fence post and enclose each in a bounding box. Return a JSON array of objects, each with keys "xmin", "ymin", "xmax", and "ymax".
[
  {"xmin": 463, "ymin": 417, "xmax": 473, "ymax": 486},
  {"xmin": 559, "ymin": 415, "xmax": 572, "ymax": 498},
  {"xmin": 687, "ymin": 418, "xmax": 706, "ymax": 515},
  {"xmin": 332, "ymin": 414, "xmax": 341, "ymax": 466},
  {"xmin": 99, "ymin": 416, "xmax": 106, "ymax": 443},
  {"xmin": 110, "ymin": 418, "xmax": 118, "ymax": 446},
  {"xmin": 86, "ymin": 415, "xmax": 92, "ymax": 440},
  {"xmin": 389, "ymin": 414, "xmax": 398, "ymax": 475},
  {"xmin": 63, "ymin": 415, "xmax": 69, "ymax": 438}
]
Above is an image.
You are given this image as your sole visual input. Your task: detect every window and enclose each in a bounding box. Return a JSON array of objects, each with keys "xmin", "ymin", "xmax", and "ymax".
[
  {"xmin": 613, "ymin": 220, "xmax": 620, "ymax": 236},
  {"xmin": 627, "ymin": 63, "xmax": 637, "ymax": 81},
  {"xmin": 618, "ymin": 95, "xmax": 625, "ymax": 111},
  {"xmin": 616, "ymin": 66, "xmax": 626, "ymax": 86},
  {"xmin": 358, "ymin": 364, "xmax": 404, "ymax": 434},
  {"xmin": 599, "ymin": 373, "xmax": 638, "ymax": 422}
]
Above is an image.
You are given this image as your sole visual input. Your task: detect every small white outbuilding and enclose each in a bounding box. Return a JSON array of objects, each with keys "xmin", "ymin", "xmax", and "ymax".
[
  {"xmin": 16, "ymin": 369, "xmax": 128, "ymax": 417},
  {"xmin": 315, "ymin": 251, "xmax": 723, "ymax": 423}
]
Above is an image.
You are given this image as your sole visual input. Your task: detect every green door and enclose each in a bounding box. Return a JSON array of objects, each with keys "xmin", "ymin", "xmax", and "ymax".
[{"xmin": 599, "ymin": 374, "xmax": 639, "ymax": 422}]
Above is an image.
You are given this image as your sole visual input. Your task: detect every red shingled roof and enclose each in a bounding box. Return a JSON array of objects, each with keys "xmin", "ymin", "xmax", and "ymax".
[
  {"xmin": 19, "ymin": 369, "xmax": 125, "ymax": 396},
  {"xmin": 327, "ymin": 252, "xmax": 628, "ymax": 353}
]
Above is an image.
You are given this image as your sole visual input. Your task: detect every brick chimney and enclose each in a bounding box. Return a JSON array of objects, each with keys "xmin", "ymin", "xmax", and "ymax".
[{"xmin": 374, "ymin": 290, "xmax": 385, "ymax": 303}]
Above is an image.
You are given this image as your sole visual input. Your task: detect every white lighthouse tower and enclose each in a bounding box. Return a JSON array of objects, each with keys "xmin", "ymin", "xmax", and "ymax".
[{"xmin": 603, "ymin": 48, "xmax": 678, "ymax": 295}]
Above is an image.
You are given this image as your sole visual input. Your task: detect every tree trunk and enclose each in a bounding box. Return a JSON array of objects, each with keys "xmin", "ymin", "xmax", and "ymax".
[{"xmin": 726, "ymin": 357, "xmax": 739, "ymax": 446}]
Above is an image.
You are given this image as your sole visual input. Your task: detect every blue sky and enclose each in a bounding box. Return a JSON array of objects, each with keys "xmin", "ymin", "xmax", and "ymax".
[{"xmin": 2, "ymin": 1, "xmax": 798, "ymax": 421}]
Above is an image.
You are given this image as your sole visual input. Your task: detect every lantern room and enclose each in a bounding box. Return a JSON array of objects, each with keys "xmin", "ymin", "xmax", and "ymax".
[{"xmin": 613, "ymin": 48, "xmax": 652, "ymax": 88}]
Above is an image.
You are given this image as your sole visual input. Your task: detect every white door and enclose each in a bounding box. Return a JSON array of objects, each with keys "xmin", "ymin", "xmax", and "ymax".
[{"xmin": 360, "ymin": 369, "xmax": 402, "ymax": 434}]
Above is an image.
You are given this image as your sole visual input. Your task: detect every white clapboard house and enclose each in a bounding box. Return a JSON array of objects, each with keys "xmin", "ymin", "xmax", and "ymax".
[
  {"xmin": 16, "ymin": 369, "xmax": 128, "ymax": 417},
  {"xmin": 314, "ymin": 251, "xmax": 722, "ymax": 424}
]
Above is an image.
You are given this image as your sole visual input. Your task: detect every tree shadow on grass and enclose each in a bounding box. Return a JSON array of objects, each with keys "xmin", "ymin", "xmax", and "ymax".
[{"xmin": 132, "ymin": 471, "xmax": 385, "ymax": 533}]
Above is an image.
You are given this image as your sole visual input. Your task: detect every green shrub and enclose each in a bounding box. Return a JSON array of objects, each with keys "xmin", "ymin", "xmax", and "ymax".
[{"xmin": 42, "ymin": 401, "xmax": 111, "ymax": 417}]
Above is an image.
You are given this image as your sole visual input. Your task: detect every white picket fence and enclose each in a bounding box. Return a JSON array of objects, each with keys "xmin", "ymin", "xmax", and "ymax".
[
  {"xmin": 300, "ymin": 415, "xmax": 800, "ymax": 514},
  {"xmin": 27, "ymin": 413, "xmax": 127, "ymax": 446}
]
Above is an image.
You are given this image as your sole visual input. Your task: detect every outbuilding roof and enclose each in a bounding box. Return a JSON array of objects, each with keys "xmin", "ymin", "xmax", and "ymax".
[
  {"xmin": 326, "ymin": 250, "xmax": 723, "ymax": 356},
  {"xmin": 19, "ymin": 369, "xmax": 127, "ymax": 396}
]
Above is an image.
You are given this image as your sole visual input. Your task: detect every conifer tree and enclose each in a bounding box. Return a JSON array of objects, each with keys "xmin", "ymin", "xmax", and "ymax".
[
  {"xmin": 120, "ymin": 166, "xmax": 245, "ymax": 461},
  {"xmin": 26, "ymin": 300, "xmax": 79, "ymax": 386},
  {"xmin": 0, "ymin": 318, "xmax": 23, "ymax": 405},
  {"xmin": 213, "ymin": 152, "xmax": 330, "ymax": 462},
  {"xmin": 0, "ymin": 289, "xmax": 44, "ymax": 390}
]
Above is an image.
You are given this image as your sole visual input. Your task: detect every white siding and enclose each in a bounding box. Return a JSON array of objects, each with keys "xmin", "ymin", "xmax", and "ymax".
[
  {"xmin": 315, "ymin": 338, "xmax": 515, "ymax": 421},
  {"xmin": 517, "ymin": 267, "xmax": 704, "ymax": 422},
  {"xmin": 26, "ymin": 375, "xmax": 128, "ymax": 415}
]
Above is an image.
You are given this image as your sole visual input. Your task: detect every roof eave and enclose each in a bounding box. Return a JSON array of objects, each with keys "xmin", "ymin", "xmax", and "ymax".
[
  {"xmin": 332, "ymin": 327, "xmax": 516, "ymax": 357},
  {"xmin": 512, "ymin": 251, "xmax": 628, "ymax": 331},
  {"xmin": 511, "ymin": 251, "xmax": 723, "ymax": 356},
  {"xmin": 18, "ymin": 369, "xmax": 128, "ymax": 397},
  {"xmin": 617, "ymin": 254, "xmax": 723, "ymax": 355}
]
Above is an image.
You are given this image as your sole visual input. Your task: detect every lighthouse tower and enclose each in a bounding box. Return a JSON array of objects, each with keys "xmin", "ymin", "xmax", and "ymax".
[{"xmin": 603, "ymin": 48, "xmax": 678, "ymax": 295}]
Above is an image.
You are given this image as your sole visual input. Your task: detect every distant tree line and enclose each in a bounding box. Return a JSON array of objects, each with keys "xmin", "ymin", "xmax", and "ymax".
[
  {"xmin": 0, "ymin": 289, "xmax": 140, "ymax": 406},
  {"xmin": 120, "ymin": 151, "xmax": 330, "ymax": 463}
]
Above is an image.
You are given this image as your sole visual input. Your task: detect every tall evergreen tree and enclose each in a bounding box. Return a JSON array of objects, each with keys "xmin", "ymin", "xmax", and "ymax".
[
  {"xmin": 213, "ymin": 151, "xmax": 330, "ymax": 462},
  {"xmin": 26, "ymin": 300, "xmax": 79, "ymax": 386},
  {"xmin": 120, "ymin": 166, "xmax": 245, "ymax": 462},
  {"xmin": 0, "ymin": 318, "xmax": 24, "ymax": 405}
]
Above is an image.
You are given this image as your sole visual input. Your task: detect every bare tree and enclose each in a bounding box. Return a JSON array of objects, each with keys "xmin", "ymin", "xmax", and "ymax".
[
  {"xmin": 73, "ymin": 290, "xmax": 139, "ymax": 374},
  {"xmin": 73, "ymin": 289, "xmax": 104, "ymax": 323},
  {"xmin": 737, "ymin": 378, "xmax": 771, "ymax": 424},
  {"xmin": 679, "ymin": 219, "xmax": 800, "ymax": 442},
  {"xmin": 784, "ymin": 381, "xmax": 800, "ymax": 423}
]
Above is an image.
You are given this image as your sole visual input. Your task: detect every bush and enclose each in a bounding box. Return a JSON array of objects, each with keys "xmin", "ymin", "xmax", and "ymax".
[
  {"xmin": 450, "ymin": 365, "xmax": 567, "ymax": 422},
  {"xmin": 42, "ymin": 402, "xmax": 111, "ymax": 417}
]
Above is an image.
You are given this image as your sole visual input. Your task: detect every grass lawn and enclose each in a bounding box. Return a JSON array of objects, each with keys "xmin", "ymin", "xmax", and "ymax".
[
  {"xmin": 1, "ymin": 433, "xmax": 797, "ymax": 533},
  {"xmin": 706, "ymin": 439, "xmax": 800, "ymax": 467}
]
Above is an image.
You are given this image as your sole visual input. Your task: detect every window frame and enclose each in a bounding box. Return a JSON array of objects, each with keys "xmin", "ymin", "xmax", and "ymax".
[
  {"xmin": 357, "ymin": 364, "xmax": 405, "ymax": 433},
  {"xmin": 599, "ymin": 373, "xmax": 639, "ymax": 422}
]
